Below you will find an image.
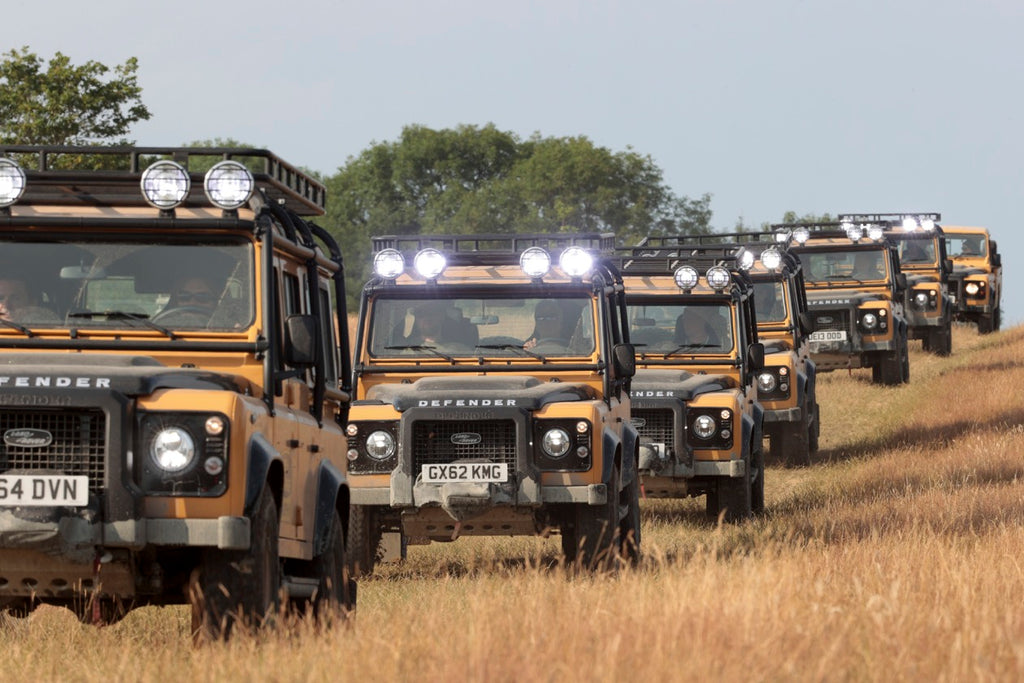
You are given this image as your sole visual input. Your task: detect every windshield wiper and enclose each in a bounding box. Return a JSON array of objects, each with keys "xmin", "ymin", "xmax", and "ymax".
[
  {"xmin": 67, "ymin": 311, "xmax": 178, "ymax": 340},
  {"xmin": 384, "ymin": 344, "xmax": 454, "ymax": 362},
  {"xmin": 0, "ymin": 318, "xmax": 36, "ymax": 337},
  {"xmin": 474, "ymin": 343, "xmax": 547, "ymax": 362},
  {"xmin": 662, "ymin": 343, "xmax": 717, "ymax": 359}
]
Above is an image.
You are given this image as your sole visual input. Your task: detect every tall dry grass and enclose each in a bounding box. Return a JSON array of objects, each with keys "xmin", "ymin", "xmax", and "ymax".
[{"xmin": 5, "ymin": 324, "xmax": 1024, "ymax": 682}]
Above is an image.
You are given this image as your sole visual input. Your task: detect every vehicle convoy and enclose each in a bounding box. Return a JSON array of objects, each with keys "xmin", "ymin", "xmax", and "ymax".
[
  {"xmin": 840, "ymin": 213, "xmax": 954, "ymax": 356},
  {"xmin": 346, "ymin": 233, "xmax": 640, "ymax": 572},
  {"xmin": 0, "ymin": 146, "xmax": 355, "ymax": 637},
  {"xmin": 609, "ymin": 240, "xmax": 765, "ymax": 519},
  {"xmin": 787, "ymin": 222, "xmax": 910, "ymax": 386},
  {"xmin": 942, "ymin": 226, "xmax": 1003, "ymax": 334}
]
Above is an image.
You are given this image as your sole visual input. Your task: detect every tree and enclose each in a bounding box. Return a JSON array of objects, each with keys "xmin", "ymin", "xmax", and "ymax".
[
  {"xmin": 323, "ymin": 124, "xmax": 713, "ymax": 308},
  {"xmin": 0, "ymin": 47, "xmax": 151, "ymax": 147}
]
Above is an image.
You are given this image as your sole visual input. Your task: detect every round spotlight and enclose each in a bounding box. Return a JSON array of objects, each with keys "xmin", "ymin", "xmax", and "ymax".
[
  {"xmin": 773, "ymin": 228, "xmax": 792, "ymax": 244},
  {"xmin": 867, "ymin": 224, "xmax": 885, "ymax": 241},
  {"xmin": 141, "ymin": 160, "xmax": 191, "ymax": 210},
  {"xmin": 902, "ymin": 217, "xmax": 917, "ymax": 230},
  {"xmin": 920, "ymin": 218, "xmax": 936, "ymax": 231},
  {"xmin": 692, "ymin": 415, "xmax": 717, "ymax": 440},
  {"xmin": 150, "ymin": 427, "xmax": 196, "ymax": 472},
  {"xmin": 558, "ymin": 246, "xmax": 594, "ymax": 278},
  {"xmin": 0, "ymin": 158, "xmax": 27, "ymax": 208},
  {"xmin": 760, "ymin": 248, "xmax": 783, "ymax": 271},
  {"xmin": 844, "ymin": 222, "xmax": 864, "ymax": 242},
  {"xmin": 674, "ymin": 266, "xmax": 700, "ymax": 290},
  {"xmin": 705, "ymin": 266, "xmax": 731, "ymax": 290},
  {"xmin": 374, "ymin": 248, "xmax": 406, "ymax": 279},
  {"xmin": 414, "ymin": 248, "xmax": 447, "ymax": 279},
  {"xmin": 757, "ymin": 372, "xmax": 777, "ymax": 393},
  {"xmin": 736, "ymin": 248, "xmax": 755, "ymax": 271},
  {"xmin": 862, "ymin": 312, "xmax": 878, "ymax": 329},
  {"xmin": 520, "ymin": 246, "xmax": 552, "ymax": 278},
  {"xmin": 792, "ymin": 227, "xmax": 811, "ymax": 244},
  {"xmin": 365, "ymin": 430, "xmax": 396, "ymax": 461},
  {"xmin": 204, "ymin": 160, "xmax": 255, "ymax": 210}
]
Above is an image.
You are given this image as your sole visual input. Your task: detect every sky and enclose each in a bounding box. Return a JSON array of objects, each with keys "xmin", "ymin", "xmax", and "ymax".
[{"xmin": 8, "ymin": 0, "xmax": 1022, "ymax": 322}]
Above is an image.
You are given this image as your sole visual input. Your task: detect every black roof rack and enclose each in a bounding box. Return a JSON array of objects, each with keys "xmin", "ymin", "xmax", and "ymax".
[
  {"xmin": 372, "ymin": 232, "xmax": 615, "ymax": 258},
  {"xmin": 772, "ymin": 221, "xmax": 896, "ymax": 244},
  {"xmin": 608, "ymin": 244, "xmax": 748, "ymax": 278},
  {"xmin": 0, "ymin": 145, "xmax": 326, "ymax": 215},
  {"xmin": 837, "ymin": 212, "xmax": 941, "ymax": 224}
]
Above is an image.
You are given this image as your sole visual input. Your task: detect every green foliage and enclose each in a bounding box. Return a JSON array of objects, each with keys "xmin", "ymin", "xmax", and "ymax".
[
  {"xmin": 323, "ymin": 124, "xmax": 713, "ymax": 308},
  {"xmin": 180, "ymin": 138, "xmax": 271, "ymax": 175}
]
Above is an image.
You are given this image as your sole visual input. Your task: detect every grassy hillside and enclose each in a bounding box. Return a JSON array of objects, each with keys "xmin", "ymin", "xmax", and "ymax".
[{"xmin": 5, "ymin": 325, "xmax": 1024, "ymax": 681}]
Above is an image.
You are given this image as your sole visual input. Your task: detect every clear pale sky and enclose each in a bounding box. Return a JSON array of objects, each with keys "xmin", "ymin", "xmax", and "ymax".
[{"xmin": 9, "ymin": 0, "xmax": 1021, "ymax": 322}]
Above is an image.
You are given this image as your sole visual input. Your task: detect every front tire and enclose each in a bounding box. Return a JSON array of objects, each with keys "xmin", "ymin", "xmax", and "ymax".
[
  {"xmin": 309, "ymin": 510, "xmax": 356, "ymax": 617},
  {"xmin": 562, "ymin": 466, "xmax": 621, "ymax": 569},
  {"xmin": 347, "ymin": 505, "xmax": 384, "ymax": 578},
  {"xmin": 190, "ymin": 486, "xmax": 281, "ymax": 641},
  {"xmin": 712, "ymin": 463, "xmax": 752, "ymax": 523}
]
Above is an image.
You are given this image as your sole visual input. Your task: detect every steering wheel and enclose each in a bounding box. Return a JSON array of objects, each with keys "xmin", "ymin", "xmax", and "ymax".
[{"xmin": 151, "ymin": 306, "xmax": 211, "ymax": 323}]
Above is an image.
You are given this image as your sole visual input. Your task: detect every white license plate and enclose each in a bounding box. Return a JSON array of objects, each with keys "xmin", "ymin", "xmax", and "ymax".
[
  {"xmin": 0, "ymin": 475, "xmax": 89, "ymax": 507},
  {"xmin": 809, "ymin": 330, "xmax": 847, "ymax": 342},
  {"xmin": 421, "ymin": 463, "xmax": 509, "ymax": 484}
]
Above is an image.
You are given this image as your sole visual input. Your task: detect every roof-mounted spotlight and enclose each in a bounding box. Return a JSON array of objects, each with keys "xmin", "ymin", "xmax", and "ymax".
[
  {"xmin": 867, "ymin": 224, "xmax": 885, "ymax": 241},
  {"xmin": 520, "ymin": 246, "xmax": 552, "ymax": 279},
  {"xmin": 0, "ymin": 158, "xmax": 27, "ymax": 208},
  {"xmin": 736, "ymin": 248, "xmax": 755, "ymax": 271},
  {"xmin": 558, "ymin": 246, "xmax": 594, "ymax": 278},
  {"xmin": 413, "ymin": 248, "xmax": 447, "ymax": 279},
  {"xmin": 204, "ymin": 160, "xmax": 255, "ymax": 210},
  {"xmin": 706, "ymin": 266, "xmax": 731, "ymax": 291},
  {"xmin": 141, "ymin": 160, "xmax": 191, "ymax": 210},
  {"xmin": 674, "ymin": 265, "xmax": 699, "ymax": 291},
  {"xmin": 920, "ymin": 217, "xmax": 936, "ymax": 231},
  {"xmin": 373, "ymin": 248, "xmax": 405, "ymax": 279},
  {"xmin": 792, "ymin": 226, "xmax": 811, "ymax": 244},
  {"xmin": 760, "ymin": 247, "xmax": 783, "ymax": 271},
  {"xmin": 773, "ymin": 228, "xmax": 792, "ymax": 244},
  {"xmin": 901, "ymin": 217, "xmax": 917, "ymax": 231},
  {"xmin": 843, "ymin": 222, "xmax": 864, "ymax": 242}
]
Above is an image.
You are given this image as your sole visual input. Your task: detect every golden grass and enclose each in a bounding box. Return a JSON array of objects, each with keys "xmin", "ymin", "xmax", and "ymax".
[{"xmin": 6, "ymin": 324, "xmax": 1024, "ymax": 682}]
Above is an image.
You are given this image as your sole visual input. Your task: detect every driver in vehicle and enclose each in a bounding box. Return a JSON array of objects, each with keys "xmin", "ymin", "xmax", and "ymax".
[
  {"xmin": 524, "ymin": 300, "xmax": 564, "ymax": 350},
  {"xmin": 156, "ymin": 274, "xmax": 220, "ymax": 325},
  {"xmin": 0, "ymin": 276, "xmax": 59, "ymax": 323}
]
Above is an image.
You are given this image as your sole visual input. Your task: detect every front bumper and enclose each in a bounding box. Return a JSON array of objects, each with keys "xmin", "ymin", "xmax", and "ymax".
[{"xmin": 762, "ymin": 406, "xmax": 802, "ymax": 423}]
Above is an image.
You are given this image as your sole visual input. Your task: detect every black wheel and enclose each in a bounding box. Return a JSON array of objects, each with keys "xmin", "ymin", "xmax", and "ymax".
[
  {"xmin": 562, "ymin": 465, "xmax": 620, "ymax": 569},
  {"xmin": 769, "ymin": 415, "xmax": 811, "ymax": 468},
  {"xmin": 901, "ymin": 338, "xmax": 911, "ymax": 383},
  {"xmin": 190, "ymin": 486, "xmax": 281, "ymax": 641},
  {"xmin": 713, "ymin": 463, "xmax": 752, "ymax": 523},
  {"xmin": 876, "ymin": 336, "xmax": 908, "ymax": 386},
  {"xmin": 808, "ymin": 401, "xmax": 820, "ymax": 454},
  {"xmin": 751, "ymin": 449, "xmax": 765, "ymax": 515},
  {"xmin": 978, "ymin": 313, "xmax": 995, "ymax": 334},
  {"xmin": 927, "ymin": 325, "xmax": 952, "ymax": 357},
  {"xmin": 309, "ymin": 509, "xmax": 356, "ymax": 618},
  {"xmin": 704, "ymin": 488, "xmax": 720, "ymax": 520},
  {"xmin": 617, "ymin": 468, "xmax": 641, "ymax": 565},
  {"xmin": 347, "ymin": 505, "xmax": 383, "ymax": 578}
]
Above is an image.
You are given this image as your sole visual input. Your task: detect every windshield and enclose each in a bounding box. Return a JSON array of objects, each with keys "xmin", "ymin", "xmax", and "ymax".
[
  {"xmin": 752, "ymin": 281, "xmax": 788, "ymax": 324},
  {"xmin": 0, "ymin": 237, "xmax": 254, "ymax": 330},
  {"xmin": 944, "ymin": 233, "xmax": 988, "ymax": 259},
  {"xmin": 798, "ymin": 249, "xmax": 889, "ymax": 284},
  {"xmin": 897, "ymin": 239, "xmax": 937, "ymax": 266},
  {"xmin": 626, "ymin": 302, "xmax": 735, "ymax": 354},
  {"xmin": 367, "ymin": 296, "xmax": 596, "ymax": 359}
]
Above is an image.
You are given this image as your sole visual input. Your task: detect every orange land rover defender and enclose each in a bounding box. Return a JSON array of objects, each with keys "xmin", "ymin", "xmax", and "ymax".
[
  {"xmin": 346, "ymin": 234, "xmax": 639, "ymax": 572},
  {"xmin": 943, "ymin": 226, "xmax": 1003, "ymax": 334},
  {"xmin": 0, "ymin": 146, "xmax": 354, "ymax": 637}
]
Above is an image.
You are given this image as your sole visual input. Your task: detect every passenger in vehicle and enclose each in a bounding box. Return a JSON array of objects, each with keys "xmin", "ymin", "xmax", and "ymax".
[
  {"xmin": 524, "ymin": 300, "xmax": 565, "ymax": 350},
  {"xmin": 852, "ymin": 252, "xmax": 885, "ymax": 280},
  {"xmin": 674, "ymin": 307, "xmax": 722, "ymax": 350},
  {"xmin": 0, "ymin": 277, "xmax": 59, "ymax": 323}
]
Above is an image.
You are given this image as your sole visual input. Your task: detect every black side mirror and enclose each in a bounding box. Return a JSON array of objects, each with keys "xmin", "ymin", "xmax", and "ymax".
[
  {"xmin": 943, "ymin": 258, "xmax": 954, "ymax": 275},
  {"xmin": 896, "ymin": 273, "xmax": 908, "ymax": 291},
  {"xmin": 613, "ymin": 343, "xmax": 636, "ymax": 378},
  {"xmin": 798, "ymin": 311, "xmax": 814, "ymax": 336},
  {"xmin": 992, "ymin": 253, "xmax": 1002, "ymax": 267},
  {"xmin": 747, "ymin": 342, "xmax": 765, "ymax": 372},
  {"xmin": 284, "ymin": 314, "xmax": 318, "ymax": 367}
]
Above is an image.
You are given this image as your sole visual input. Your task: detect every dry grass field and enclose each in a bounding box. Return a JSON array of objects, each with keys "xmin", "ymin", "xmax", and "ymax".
[{"xmin": 5, "ymin": 324, "xmax": 1024, "ymax": 682}]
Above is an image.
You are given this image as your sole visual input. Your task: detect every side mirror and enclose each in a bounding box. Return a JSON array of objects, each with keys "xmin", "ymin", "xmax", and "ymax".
[
  {"xmin": 992, "ymin": 253, "xmax": 1002, "ymax": 267},
  {"xmin": 896, "ymin": 273, "xmax": 908, "ymax": 291},
  {"xmin": 613, "ymin": 343, "xmax": 636, "ymax": 378},
  {"xmin": 798, "ymin": 311, "xmax": 814, "ymax": 336},
  {"xmin": 284, "ymin": 314, "xmax": 318, "ymax": 367},
  {"xmin": 943, "ymin": 258, "xmax": 954, "ymax": 275},
  {"xmin": 747, "ymin": 342, "xmax": 765, "ymax": 372}
]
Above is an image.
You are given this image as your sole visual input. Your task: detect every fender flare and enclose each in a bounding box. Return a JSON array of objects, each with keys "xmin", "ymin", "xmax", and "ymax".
[
  {"xmin": 619, "ymin": 421, "xmax": 640, "ymax": 487},
  {"xmin": 245, "ymin": 433, "xmax": 283, "ymax": 516},
  {"xmin": 742, "ymin": 400, "xmax": 765, "ymax": 454},
  {"xmin": 312, "ymin": 461, "xmax": 349, "ymax": 556},
  {"xmin": 601, "ymin": 427, "xmax": 623, "ymax": 484}
]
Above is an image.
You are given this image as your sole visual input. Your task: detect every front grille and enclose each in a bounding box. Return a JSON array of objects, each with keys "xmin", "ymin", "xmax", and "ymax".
[
  {"xmin": 811, "ymin": 310, "xmax": 850, "ymax": 332},
  {"xmin": 633, "ymin": 408, "xmax": 675, "ymax": 453},
  {"xmin": 411, "ymin": 420, "xmax": 516, "ymax": 475},
  {"xmin": 0, "ymin": 409, "xmax": 106, "ymax": 493}
]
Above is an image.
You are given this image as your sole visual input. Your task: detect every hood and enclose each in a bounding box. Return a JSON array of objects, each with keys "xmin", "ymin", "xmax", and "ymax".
[
  {"xmin": 0, "ymin": 353, "xmax": 250, "ymax": 395},
  {"xmin": 806, "ymin": 290, "xmax": 886, "ymax": 307},
  {"xmin": 363, "ymin": 375, "xmax": 599, "ymax": 412},
  {"xmin": 632, "ymin": 369, "xmax": 736, "ymax": 400}
]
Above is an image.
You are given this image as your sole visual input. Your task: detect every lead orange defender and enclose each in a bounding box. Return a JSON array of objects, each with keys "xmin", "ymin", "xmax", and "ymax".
[
  {"xmin": 346, "ymin": 234, "xmax": 640, "ymax": 573},
  {"xmin": 0, "ymin": 147, "xmax": 354, "ymax": 639}
]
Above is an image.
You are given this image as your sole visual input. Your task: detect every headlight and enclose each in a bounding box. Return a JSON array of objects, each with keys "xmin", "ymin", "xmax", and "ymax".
[
  {"xmin": 141, "ymin": 160, "xmax": 191, "ymax": 210},
  {"xmin": 542, "ymin": 428, "xmax": 571, "ymax": 458},
  {"xmin": 862, "ymin": 312, "xmax": 878, "ymax": 329},
  {"xmin": 692, "ymin": 414, "xmax": 717, "ymax": 440},
  {"xmin": 0, "ymin": 158, "xmax": 27, "ymax": 207},
  {"xmin": 674, "ymin": 265, "xmax": 700, "ymax": 290},
  {"xmin": 374, "ymin": 248, "xmax": 406, "ymax": 279},
  {"xmin": 520, "ymin": 247, "xmax": 551, "ymax": 278},
  {"xmin": 867, "ymin": 224, "xmax": 885, "ymax": 241},
  {"xmin": 413, "ymin": 248, "xmax": 447, "ymax": 279},
  {"xmin": 914, "ymin": 292, "xmax": 929, "ymax": 307},
  {"xmin": 204, "ymin": 160, "xmax": 255, "ymax": 210},
  {"xmin": 965, "ymin": 282, "xmax": 981, "ymax": 295},
  {"xmin": 757, "ymin": 372, "xmax": 777, "ymax": 393},
  {"xmin": 150, "ymin": 427, "xmax": 196, "ymax": 472},
  {"xmin": 559, "ymin": 246, "xmax": 594, "ymax": 278},
  {"xmin": 365, "ymin": 430, "xmax": 396, "ymax": 460}
]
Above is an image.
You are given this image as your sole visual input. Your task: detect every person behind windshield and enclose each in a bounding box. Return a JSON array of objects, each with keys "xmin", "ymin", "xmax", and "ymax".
[
  {"xmin": 404, "ymin": 301, "xmax": 446, "ymax": 345},
  {"xmin": 674, "ymin": 307, "xmax": 721, "ymax": 349},
  {"xmin": 901, "ymin": 241, "xmax": 930, "ymax": 264},
  {"xmin": 851, "ymin": 251, "xmax": 885, "ymax": 280},
  {"xmin": 959, "ymin": 237, "xmax": 982, "ymax": 257},
  {"xmin": 754, "ymin": 283, "xmax": 785, "ymax": 322},
  {"xmin": 0, "ymin": 277, "xmax": 59, "ymax": 323},
  {"xmin": 524, "ymin": 300, "xmax": 564, "ymax": 350}
]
